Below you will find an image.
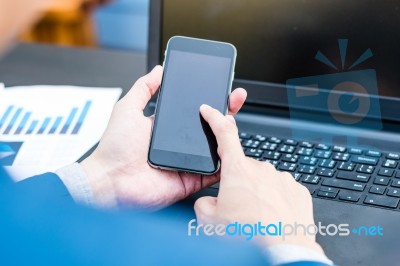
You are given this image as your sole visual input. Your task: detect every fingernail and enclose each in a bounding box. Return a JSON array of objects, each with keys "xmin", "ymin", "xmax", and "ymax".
[{"xmin": 200, "ymin": 104, "xmax": 211, "ymax": 111}]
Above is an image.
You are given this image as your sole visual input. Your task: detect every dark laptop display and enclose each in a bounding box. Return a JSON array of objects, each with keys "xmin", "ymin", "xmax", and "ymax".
[{"xmin": 149, "ymin": 0, "xmax": 400, "ymax": 122}]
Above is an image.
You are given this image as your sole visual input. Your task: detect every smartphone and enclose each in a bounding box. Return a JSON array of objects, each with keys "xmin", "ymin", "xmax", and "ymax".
[{"xmin": 148, "ymin": 36, "xmax": 237, "ymax": 175}]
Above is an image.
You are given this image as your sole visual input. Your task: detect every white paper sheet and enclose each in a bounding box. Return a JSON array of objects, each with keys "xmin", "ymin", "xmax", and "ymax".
[{"xmin": 0, "ymin": 85, "xmax": 122, "ymax": 181}]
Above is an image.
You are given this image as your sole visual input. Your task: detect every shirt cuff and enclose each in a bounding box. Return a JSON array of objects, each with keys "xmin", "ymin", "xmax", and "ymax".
[
  {"xmin": 263, "ymin": 244, "xmax": 334, "ymax": 266},
  {"xmin": 56, "ymin": 163, "xmax": 95, "ymax": 206}
]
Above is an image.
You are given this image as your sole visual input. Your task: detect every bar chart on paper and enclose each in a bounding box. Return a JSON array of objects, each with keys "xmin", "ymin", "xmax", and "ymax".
[
  {"xmin": 0, "ymin": 101, "xmax": 92, "ymax": 135},
  {"xmin": 0, "ymin": 85, "xmax": 122, "ymax": 181}
]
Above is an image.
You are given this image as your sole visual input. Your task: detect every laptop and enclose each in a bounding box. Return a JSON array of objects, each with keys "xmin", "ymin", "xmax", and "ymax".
[{"xmin": 147, "ymin": 0, "xmax": 400, "ymax": 264}]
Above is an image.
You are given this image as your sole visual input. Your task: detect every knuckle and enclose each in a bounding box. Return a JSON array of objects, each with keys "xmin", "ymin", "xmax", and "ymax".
[
  {"xmin": 281, "ymin": 171, "xmax": 294, "ymax": 181},
  {"xmin": 216, "ymin": 119, "xmax": 235, "ymax": 134},
  {"xmin": 263, "ymin": 161, "xmax": 277, "ymax": 172},
  {"xmin": 193, "ymin": 198, "xmax": 204, "ymax": 213},
  {"xmin": 133, "ymin": 77, "xmax": 145, "ymax": 90},
  {"xmin": 299, "ymin": 184, "xmax": 312, "ymax": 199}
]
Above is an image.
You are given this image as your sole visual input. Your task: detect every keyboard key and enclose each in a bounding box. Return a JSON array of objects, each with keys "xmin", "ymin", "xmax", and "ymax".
[
  {"xmin": 264, "ymin": 160, "xmax": 279, "ymax": 167},
  {"xmin": 349, "ymin": 148, "xmax": 363, "ymax": 155},
  {"xmin": 319, "ymin": 159, "xmax": 336, "ymax": 168},
  {"xmin": 298, "ymin": 166, "xmax": 316, "ymax": 174},
  {"xmin": 314, "ymin": 150, "xmax": 331, "ymax": 159},
  {"xmin": 339, "ymin": 191, "xmax": 361, "ymax": 202},
  {"xmin": 378, "ymin": 168, "xmax": 394, "ymax": 177},
  {"xmin": 302, "ymin": 184, "xmax": 316, "ymax": 195},
  {"xmin": 302, "ymin": 175, "xmax": 320, "ymax": 184},
  {"xmin": 322, "ymin": 179, "xmax": 365, "ymax": 191},
  {"xmin": 245, "ymin": 149, "xmax": 263, "ymax": 158},
  {"xmin": 242, "ymin": 140, "xmax": 260, "ymax": 148},
  {"xmin": 300, "ymin": 141, "xmax": 314, "ymax": 148},
  {"xmin": 254, "ymin": 134, "xmax": 267, "ymax": 141},
  {"xmin": 356, "ymin": 164, "xmax": 375, "ymax": 174},
  {"xmin": 263, "ymin": 151, "xmax": 281, "ymax": 160},
  {"xmin": 291, "ymin": 173, "xmax": 302, "ymax": 181},
  {"xmin": 382, "ymin": 159, "xmax": 398, "ymax": 168},
  {"xmin": 396, "ymin": 171, "xmax": 400, "ymax": 179},
  {"xmin": 337, "ymin": 162, "xmax": 356, "ymax": 171},
  {"xmin": 391, "ymin": 179, "xmax": 400, "ymax": 188},
  {"xmin": 239, "ymin": 132, "xmax": 252, "ymax": 139},
  {"xmin": 387, "ymin": 153, "xmax": 400, "ymax": 160},
  {"xmin": 317, "ymin": 168, "xmax": 335, "ymax": 177},
  {"xmin": 364, "ymin": 195, "xmax": 399, "ymax": 208},
  {"xmin": 373, "ymin": 176, "xmax": 390, "ymax": 186},
  {"xmin": 352, "ymin": 156, "xmax": 378, "ymax": 166},
  {"xmin": 337, "ymin": 171, "xmax": 370, "ymax": 183},
  {"xmin": 281, "ymin": 154, "xmax": 299, "ymax": 163},
  {"xmin": 369, "ymin": 186, "xmax": 386, "ymax": 195},
  {"xmin": 333, "ymin": 153, "xmax": 350, "ymax": 161},
  {"xmin": 278, "ymin": 162, "xmax": 297, "ymax": 172},
  {"xmin": 279, "ymin": 145, "xmax": 295, "ymax": 154},
  {"xmin": 316, "ymin": 143, "xmax": 330, "ymax": 150},
  {"xmin": 319, "ymin": 187, "xmax": 339, "ymax": 193},
  {"xmin": 332, "ymin": 145, "xmax": 347, "ymax": 153},
  {"xmin": 317, "ymin": 191, "xmax": 337, "ymax": 198},
  {"xmin": 284, "ymin": 139, "xmax": 298, "ymax": 146},
  {"xmin": 387, "ymin": 188, "xmax": 400, "ymax": 198},
  {"xmin": 260, "ymin": 142, "xmax": 278, "ymax": 151},
  {"xmin": 333, "ymin": 145, "xmax": 347, "ymax": 152},
  {"xmin": 296, "ymin": 148, "xmax": 313, "ymax": 156},
  {"xmin": 269, "ymin": 137, "xmax": 282, "ymax": 144},
  {"xmin": 366, "ymin": 150, "xmax": 381, "ymax": 157},
  {"xmin": 299, "ymin": 156, "xmax": 318, "ymax": 166}
]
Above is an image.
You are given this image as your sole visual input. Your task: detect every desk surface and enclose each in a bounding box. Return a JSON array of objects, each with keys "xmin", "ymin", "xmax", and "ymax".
[{"xmin": 0, "ymin": 43, "xmax": 147, "ymax": 95}]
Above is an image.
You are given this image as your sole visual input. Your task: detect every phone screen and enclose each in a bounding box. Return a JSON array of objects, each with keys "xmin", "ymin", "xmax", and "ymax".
[{"xmin": 152, "ymin": 50, "xmax": 232, "ymax": 157}]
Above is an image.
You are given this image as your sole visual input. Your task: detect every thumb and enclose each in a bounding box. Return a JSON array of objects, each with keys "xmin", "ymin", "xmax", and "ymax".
[
  {"xmin": 124, "ymin": 65, "xmax": 163, "ymax": 111},
  {"xmin": 194, "ymin": 196, "xmax": 218, "ymax": 224}
]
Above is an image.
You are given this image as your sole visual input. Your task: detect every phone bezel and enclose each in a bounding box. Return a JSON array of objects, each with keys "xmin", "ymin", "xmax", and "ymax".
[{"xmin": 148, "ymin": 36, "xmax": 237, "ymax": 175}]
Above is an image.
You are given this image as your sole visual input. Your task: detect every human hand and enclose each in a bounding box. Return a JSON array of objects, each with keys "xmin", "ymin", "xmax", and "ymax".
[
  {"xmin": 81, "ymin": 66, "xmax": 247, "ymax": 210},
  {"xmin": 194, "ymin": 104, "xmax": 324, "ymax": 254}
]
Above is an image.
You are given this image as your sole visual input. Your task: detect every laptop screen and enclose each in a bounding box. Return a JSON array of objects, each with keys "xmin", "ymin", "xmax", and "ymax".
[{"xmin": 149, "ymin": 0, "xmax": 400, "ymax": 122}]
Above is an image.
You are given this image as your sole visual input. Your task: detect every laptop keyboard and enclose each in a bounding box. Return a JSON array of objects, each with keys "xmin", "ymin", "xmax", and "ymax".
[{"xmin": 236, "ymin": 132, "xmax": 400, "ymax": 211}]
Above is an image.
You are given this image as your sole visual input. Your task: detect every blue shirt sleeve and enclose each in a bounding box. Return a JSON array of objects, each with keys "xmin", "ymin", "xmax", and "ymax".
[{"xmin": 16, "ymin": 172, "xmax": 75, "ymax": 206}]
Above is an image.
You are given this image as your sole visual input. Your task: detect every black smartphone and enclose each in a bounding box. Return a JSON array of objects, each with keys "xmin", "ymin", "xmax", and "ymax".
[{"xmin": 148, "ymin": 36, "xmax": 237, "ymax": 175}]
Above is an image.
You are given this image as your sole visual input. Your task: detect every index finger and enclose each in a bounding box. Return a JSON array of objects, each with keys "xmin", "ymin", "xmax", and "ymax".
[{"xmin": 200, "ymin": 104, "xmax": 244, "ymax": 161}]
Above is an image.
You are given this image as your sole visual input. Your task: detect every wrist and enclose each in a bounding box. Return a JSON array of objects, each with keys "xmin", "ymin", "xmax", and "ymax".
[{"xmin": 80, "ymin": 152, "xmax": 118, "ymax": 208}]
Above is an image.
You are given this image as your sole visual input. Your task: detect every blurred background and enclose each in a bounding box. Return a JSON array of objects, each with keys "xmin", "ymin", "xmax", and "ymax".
[{"xmin": 20, "ymin": 0, "xmax": 149, "ymax": 53}]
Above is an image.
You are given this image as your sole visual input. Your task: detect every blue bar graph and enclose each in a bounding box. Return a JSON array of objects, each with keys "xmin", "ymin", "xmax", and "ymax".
[
  {"xmin": 37, "ymin": 118, "xmax": 51, "ymax": 134},
  {"xmin": 0, "ymin": 105, "xmax": 13, "ymax": 130},
  {"xmin": 26, "ymin": 120, "xmax": 39, "ymax": 135},
  {"xmin": 49, "ymin": 116, "xmax": 63, "ymax": 134},
  {"xmin": 15, "ymin": 112, "xmax": 32, "ymax": 135},
  {"xmin": 0, "ymin": 101, "xmax": 92, "ymax": 136},
  {"xmin": 72, "ymin": 101, "xmax": 92, "ymax": 134},
  {"xmin": 60, "ymin": 108, "xmax": 78, "ymax": 134},
  {"xmin": 3, "ymin": 108, "xmax": 22, "ymax": 134}
]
